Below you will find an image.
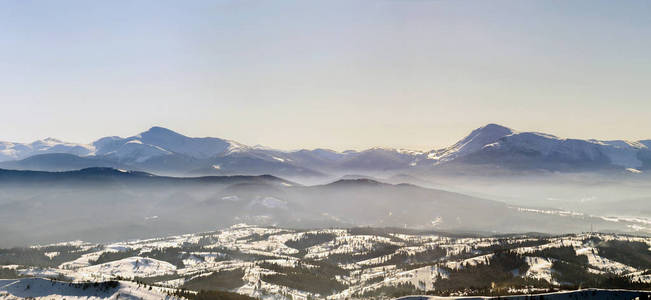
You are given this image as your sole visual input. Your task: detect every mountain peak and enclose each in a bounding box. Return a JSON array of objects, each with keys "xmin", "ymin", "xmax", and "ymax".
[
  {"xmin": 146, "ymin": 126, "xmax": 173, "ymax": 132},
  {"xmin": 474, "ymin": 123, "xmax": 514, "ymax": 135},
  {"xmin": 141, "ymin": 126, "xmax": 184, "ymax": 137},
  {"xmin": 427, "ymin": 123, "xmax": 515, "ymax": 163},
  {"xmin": 129, "ymin": 126, "xmax": 239, "ymax": 159},
  {"xmin": 461, "ymin": 124, "xmax": 515, "ymax": 145}
]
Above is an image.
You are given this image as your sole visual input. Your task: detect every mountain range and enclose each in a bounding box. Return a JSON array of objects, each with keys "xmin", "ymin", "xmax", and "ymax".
[
  {"xmin": 1, "ymin": 124, "xmax": 650, "ymax": 179},
  {"xmin": 1, "ymin": 125, "xmax": 650, "ymax": 246}
]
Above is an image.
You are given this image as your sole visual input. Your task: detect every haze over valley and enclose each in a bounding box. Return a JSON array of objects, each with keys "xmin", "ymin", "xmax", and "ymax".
[{"xmin": 0, "ymin": 124, "xmax": 649, "ymax": 248}]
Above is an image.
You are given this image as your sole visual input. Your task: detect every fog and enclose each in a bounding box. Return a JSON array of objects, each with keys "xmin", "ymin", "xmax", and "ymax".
[{"xmin": 0, "ymin": 168, "xmax": 647, "ymax": 248}]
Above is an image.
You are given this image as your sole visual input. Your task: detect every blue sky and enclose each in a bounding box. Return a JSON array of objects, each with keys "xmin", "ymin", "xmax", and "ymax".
[{"xmin": 1, "ymin": 0, "xmax": 650, "ymax": 150}]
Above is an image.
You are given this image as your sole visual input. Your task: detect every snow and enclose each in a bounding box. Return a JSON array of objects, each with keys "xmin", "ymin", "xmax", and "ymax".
[
  {"xmin": 85, "ymin": 127, "xmax": 253, "ymax": 163},
  {"xmin": 395, "ymin": 289, "xmax": 648, "ymax": 300},
  {"xmin": 109, "ymin": 142, "xmax": 172, "ymax": 163},
  {"xmin": 524, "ymin": 256, "xmax": 555, "ymax": 283},
  {"xmin": 79, "ymin": 257, "xmax": 177, "ymax": 279},
  {"xmin": 17, "ymin": 268, "xmax": 64, "ymax": 279},
  {"xmin": 2, "ymin": 224, "xmax": 649, "ymax": 300},
  {"xmin": 60, "ymin": 252, "xmax": 106, "ymax": 270},
  {"xmin": 0, "ymin": 278, "xmax": 182, "ymax": 300},
  {"xmin": 485, "ymin": 131, "xmax": 650, "ymax": 169},
  {"xmin": 0, "ymin": 139, "xmax": 95, "ymax": 162},
  {"xmin": 422, "ymin": 124, "xmax": 651, "ymax": 169},
  {"xmin": 4, "ymin": 124, "xmax": 651, "ymax": 175},
  {"xmin": 628, "ymin": 270, "xmax": 651, "ymax": 284},
  {"xmin": 445, "ymin": 254, "xmax": 493, "ymax": 270},
  {"xmin": 426, "ymin": 124, "xmax": 514, "ymax": 163},
  {"xmin": 599, "ymin": 140, "xmax": 647, "ymax": 168},
  {"xmin": 305, "ymin": 234, "xmax": 398, "ymax": 260},
  {"xmin": 576, "ymin": 247, "xmax": 637, "ymax": 275}
]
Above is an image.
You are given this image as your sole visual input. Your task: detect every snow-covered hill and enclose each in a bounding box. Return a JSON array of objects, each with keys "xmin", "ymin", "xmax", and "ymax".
[
  {"xmin": 1, "ymin": 226, "xmax": 649, "ymax": 299},
  {"xmin": 79, "ymin": 257, "xmax": 177, "ymax": 279},
  {"xmin": 0, "ymin": 277, "xmax": 181, "ymax": 300}
]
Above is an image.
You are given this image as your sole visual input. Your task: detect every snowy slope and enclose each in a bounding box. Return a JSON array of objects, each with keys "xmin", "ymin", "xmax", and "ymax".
[
  {"xmin": 0, "ymin": 278, "xmax": 182, "ymax": 300},
  {"xmin": 432, "ymin": 125, "xmax": 651, "ymax": 172},
  {"xmin": 425, "ymin": 124, "xmax": 514, "ymax": 164},
  {"xmin": 93, "ymin": 127, "xmax": 246, "ymax": 161},
  {"xmin": 79, "ymin": 257, "xmax": 177, "ymax": 279}
]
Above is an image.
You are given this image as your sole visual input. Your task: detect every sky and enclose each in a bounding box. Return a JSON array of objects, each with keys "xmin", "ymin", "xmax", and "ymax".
[{"xmin": 1, "ymin": 0, "xmax": 650, "ymax": 151}]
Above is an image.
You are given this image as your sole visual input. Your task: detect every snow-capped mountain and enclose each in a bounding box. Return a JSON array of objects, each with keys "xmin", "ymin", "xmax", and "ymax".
[
  {"xmin": 93, "ymin": 126, "xmax": 246, "ymax": 163},
  {"xmin": 450, "ymin": 126, "xmax": 651, "ymax": 172},
  {"xmin": 291, "ymin": 124, "xmax": 651, "ymax": 174},
  {"xmin": 425, "ymin": 123, "xmax": 514, "ymax": 163},
  {"xmin": 0, "ymin": 127, "xmax": 321, "ymax": 177},
  {"xmin": 0, "ymin": 138, "xmax": 95, "ymax": 162},
  {"xmin": 0, "ymin": 124, "xmax": 649, "ymax": 177}
]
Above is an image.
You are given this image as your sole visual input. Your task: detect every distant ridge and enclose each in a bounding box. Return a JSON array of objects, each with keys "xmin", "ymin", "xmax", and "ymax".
[
  {"xmin": 0, "ymin": 124, "xmax": 649, "ymax": 177},
  {"xmin": 0, "ymin": 167, "xmax": 294, "ymax": 187},
  {"xmin": 1, "ymin": 165, "xmax": 638, "ymax": 247}
]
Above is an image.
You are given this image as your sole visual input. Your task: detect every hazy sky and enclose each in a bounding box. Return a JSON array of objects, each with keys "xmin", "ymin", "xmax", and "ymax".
[{"xmin": 1, "ymin": 0, "xmax": 650, "ymax": 151}]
